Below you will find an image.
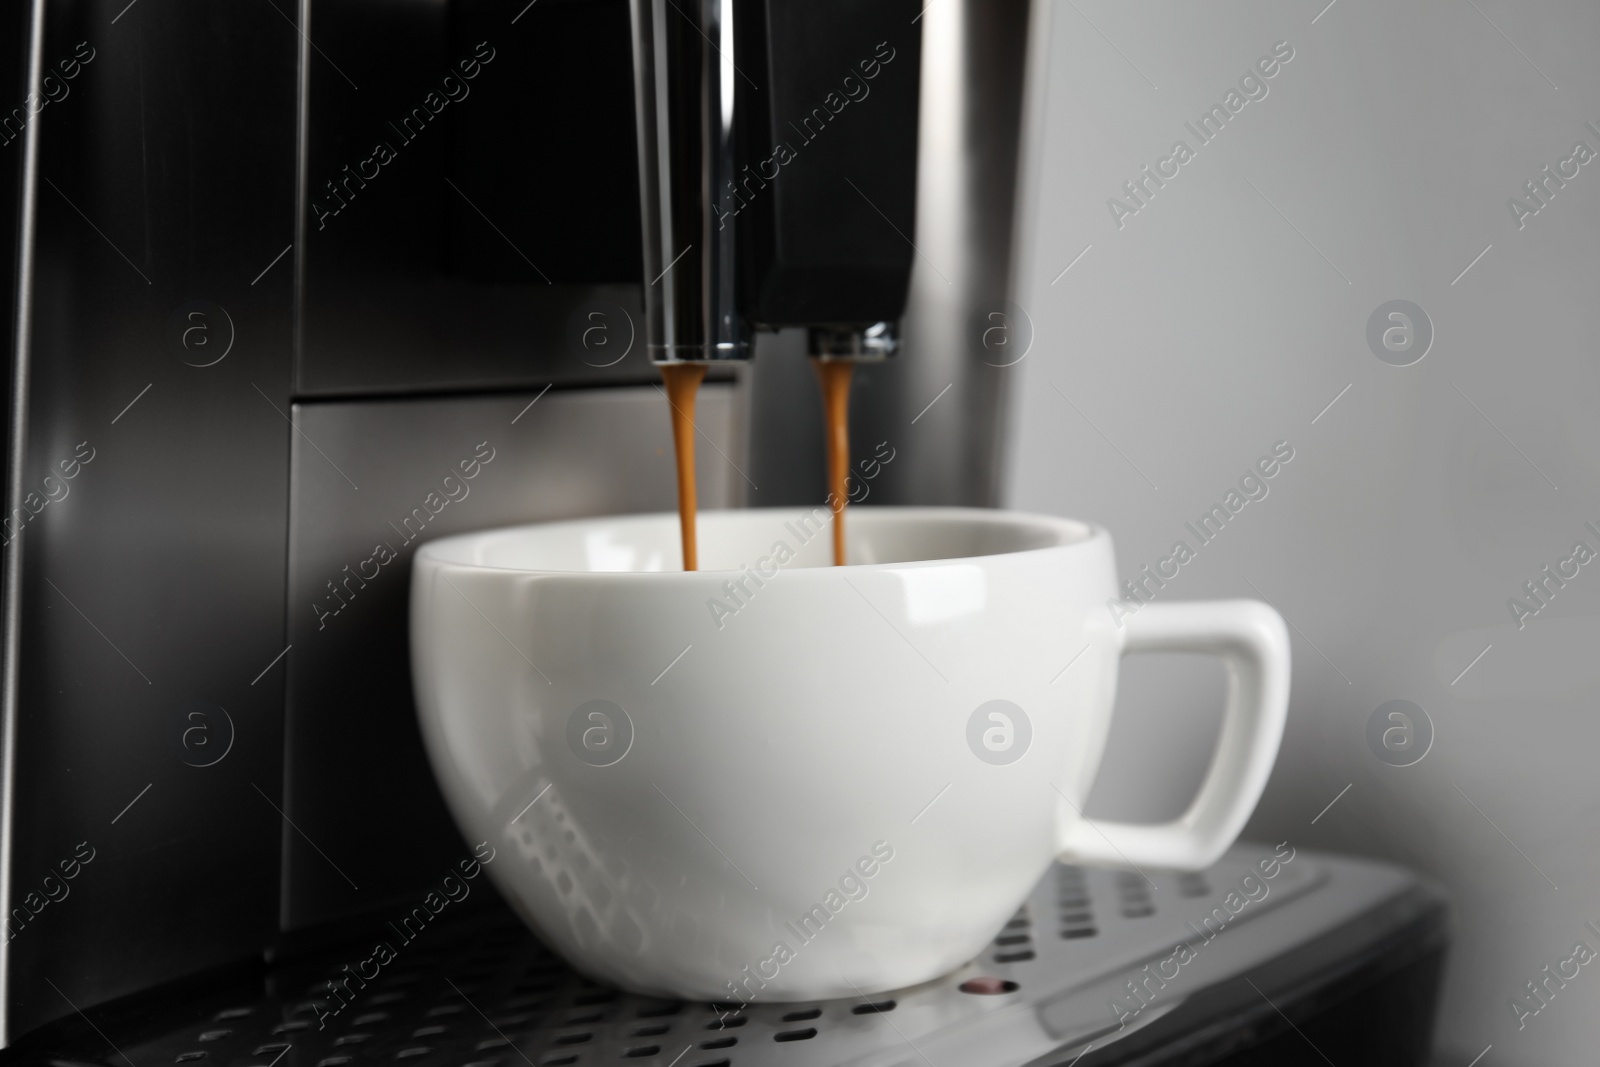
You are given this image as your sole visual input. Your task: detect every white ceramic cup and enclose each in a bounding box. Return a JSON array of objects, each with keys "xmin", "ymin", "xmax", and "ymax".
[{"xmin": 410, "ymin": 506, "xmax": 1289, "ymax": 1003}]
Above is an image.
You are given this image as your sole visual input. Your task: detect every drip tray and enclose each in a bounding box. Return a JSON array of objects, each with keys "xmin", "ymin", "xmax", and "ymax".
[{"xmin": 11, "ymin": 845, "xmax": 1447, "ymax": 1067}]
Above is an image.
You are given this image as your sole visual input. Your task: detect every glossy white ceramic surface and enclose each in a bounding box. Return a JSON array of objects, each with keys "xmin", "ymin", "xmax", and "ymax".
[{"xmin": 410, "ymin": 507, "xmax": 1288, "ymax": 1001}]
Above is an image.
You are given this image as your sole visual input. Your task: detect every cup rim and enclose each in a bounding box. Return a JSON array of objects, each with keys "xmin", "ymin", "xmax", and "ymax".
[{"xmin": 414, "ymin": 505, "xmax": 1106, "ymax": 578}]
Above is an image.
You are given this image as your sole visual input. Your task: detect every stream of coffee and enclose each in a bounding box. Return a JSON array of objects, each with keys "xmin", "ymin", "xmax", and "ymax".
[
  {"xmin": 662, "ymin": 359, "xmax": 852, "ymax": 571},
  {"xmin": 660, "ymin": 362, "xmax": 708, "ymax": 570},
  {"xmin": 812, "ymin": 358, "xmax": 853, "ymax": 567}
]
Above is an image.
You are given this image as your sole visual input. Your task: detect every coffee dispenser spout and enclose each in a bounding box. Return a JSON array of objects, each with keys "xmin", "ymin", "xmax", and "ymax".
[
  {"xmin": 628, "ymin": 0, "xmax": 750, "ymax": 364},
  {"xmin": 808, "ymin": 321, "xmax": 900, "ymax": 362}
]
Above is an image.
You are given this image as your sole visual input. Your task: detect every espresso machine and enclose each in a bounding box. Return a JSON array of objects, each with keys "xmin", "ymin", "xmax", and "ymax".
[{"xmin": 0, "ymin": 1, "xmax": 1446, "ymax": 1063}]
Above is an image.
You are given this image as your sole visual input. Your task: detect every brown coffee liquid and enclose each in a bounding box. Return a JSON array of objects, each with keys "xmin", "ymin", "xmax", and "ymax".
[
  {"xmin": 660, "ymin": 362, "xmax": 708, "ymax": 570},
  {"xmin": 812, "ymin": 358, "xmax": 853, "ymax": 566}
]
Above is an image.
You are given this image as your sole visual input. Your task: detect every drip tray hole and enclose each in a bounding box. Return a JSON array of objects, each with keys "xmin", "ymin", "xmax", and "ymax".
[{"xmin": 959, "ymin": 977, "xmax": 1019, "ymax": 995}]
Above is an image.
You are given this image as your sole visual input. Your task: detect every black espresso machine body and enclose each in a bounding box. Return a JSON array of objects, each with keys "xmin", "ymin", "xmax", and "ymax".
[
  {"xmin": 0, "ymin": 2, "xmax": 1449, "ymax": 1063},
  {"xmin": 0, "ymin": 0, "xmax": 1025, "ymax": 1046}
]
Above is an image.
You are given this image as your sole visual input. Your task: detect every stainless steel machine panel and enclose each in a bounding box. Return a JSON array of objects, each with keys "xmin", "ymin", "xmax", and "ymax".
[
  {"xmin": 281, "ymin": 384, "xmax": 741, "ymax": 933},
  {"xmin": 0, "ymin": 0, "xmax": 298, "ymax": 1042},
  {"xmin": 294, "ymin": 0, "xmax": 650, "ymax": 398},
  {"xmin": 750, "ymin": 0, "xmax": 1033, "ymax": 511}
]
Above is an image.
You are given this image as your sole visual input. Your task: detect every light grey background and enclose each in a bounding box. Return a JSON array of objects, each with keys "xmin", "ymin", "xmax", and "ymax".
[{"xmin": 1004, "ymin": 2, "xmax": 1600, "ymax": 1063}]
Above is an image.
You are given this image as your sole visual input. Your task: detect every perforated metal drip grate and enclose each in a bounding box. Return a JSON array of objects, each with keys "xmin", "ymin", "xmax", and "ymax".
[
  {"xmin": 60, "ymin": 848, "xmax": 1326, "ymax": 1067},
  {"xmin": 991, "ymin": 905, "xmax": 1036, "ymax": 964},
  {"xmin": 133, "ymin": 919, "xmax": 921, "ymax": 1067},
  {"xmin": 1053, "ymin": 863, "xmax": 1218, "ymax": 934},
  {"xmin": 1056, "ymin": 864, "xmax": 1098, "ymax": 940}
]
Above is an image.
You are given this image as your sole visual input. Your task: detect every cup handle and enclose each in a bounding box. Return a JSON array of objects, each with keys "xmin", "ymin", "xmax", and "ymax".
[{"xmin": 1056, "ymin": 600, "xmax": 1290, "ymax": 871}]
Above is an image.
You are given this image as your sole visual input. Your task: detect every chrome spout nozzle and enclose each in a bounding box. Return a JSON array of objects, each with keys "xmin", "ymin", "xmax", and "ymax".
[
  {"xmin": 807, "ymin": 321, "xmax": 899, "ymax": 361},
  {"xmin": 629, "ymin": 0, "xmax": 750, "ymax": 364}
]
